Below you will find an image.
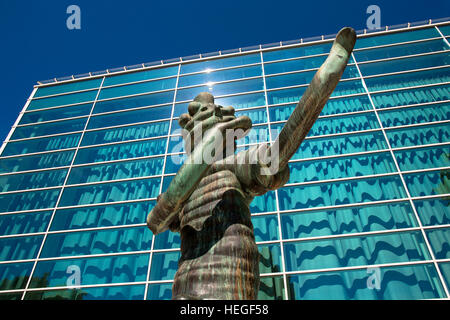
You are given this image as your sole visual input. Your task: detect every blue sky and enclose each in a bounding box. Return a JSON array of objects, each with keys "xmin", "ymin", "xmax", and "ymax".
[{"xmin": 0, "ymin": 0, "xmax": 449, "ymax": 143}]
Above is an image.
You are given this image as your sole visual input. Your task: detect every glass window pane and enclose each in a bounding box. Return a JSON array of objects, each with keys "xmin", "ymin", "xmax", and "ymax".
[
  {"xmin": 147, "ymin": 283, "xmax": 173, "ymax": 300},
  {"xmin": 215, "ymin": 92, "xmax": 266, "ymax": 110},
  {"xmin": 50, "ymin": 200, "xmax": 155, "ymax": 231},
  {"xmin": 178, "ymin": 65, "xmax": 262, "ymax": 87},
  {"xmin": 99, "ymin": 77, "xmax": 176, "ymax": 100},
  {"xmin": 252, "ymin": 214, "xmax": 279, "ymax": 242},
  {"xmin": 93, "ymin": 91, "xmax": 174, "ymax": 114},
  {"xmin": 0, "ymin": 169, "xmax": 67, "ymax": 192},
  {"xmin": 88, "ymin": 105, "xmax": 172, "ymax": 129},
  {"xmin": 29, "ymin": 254, "xmax": 148, "ymax": 287},
  {"xmin": 354, "ymin": 27, "xmax": 440, "ymax": 49},
  {"xmin": 354, "ymin": 38, "xmax": 449, "ymax": 62},
  {"xmin": 404, "ymin": 169, "xmax": 449, "ymax": 197},
  {"xmin": 236, "ymin": 125, "xmax": 269, "ymax": 146},
  {"xmin": 0, "ymin": 211, "xmax": 52, "ymax": 235},
  {"xmin": 40, "ymin": 227, "xmax": 152, "ymax": 258},
  {"xmin": 439, "ymin": 25, "xmax": 450, "ymax": 37},
  {"xmin": 439, "ymin": 262, "xmax": 450, "ymax": 293},
  {"xmin": 263, "ymin": 42, "xmax": 333, "ymax": 62},
  {"xmin": 395, "ymin": 145, "xmax": 450, "ymax": 171},
  {"xmin": 0, "ymin": 235, "xmax": 43, "ymax": 261},
  {"xmin": 414, "ymin": 198, "xmax": 450, "ymax": 226},
  {"xmin": 264, "ymin": 55, "xmax": 329, "ymax": 75},
  {"xmin": 378, "ymin": 102, "xmax": 450, "ymax": 127},
  {"xmin": 34, "ymin": 79, "xmax": 102, "ymax": 98},
  {"xmin": 287, "ymin": 152, "xmax": 396, "ymax": 184},
  {"xmin": 176, "ymin": 78, "xmax": 264, "ymax": 102},
  {"xmin": 281, "ymin": 202, "xmax": 416, "ymax": 239},
  {"xmin": 103, "ymin": 66, "xmax": 178, "ymax": 86},
  {"xmin": 59, "ymin": 177, "xmax": 160, "ymax": 206},
  {"xmin": 0, "ymin": 262, "xmax": 33, "ymax": 290},
  {"xmin": 0, "ymin": 151, "xmax": 74, "ymax": 174},
  {"xmin": 81, "ymin": 121, "xmax": 169, "ymax": 146},
  {"xmin": 74, "ymin": 138, "xmax": 167, "ymax": 164},
  {"xmin": 284, "ymin": 231, "xmax": 429, "ymax": 271},
  {"xmin": 258, "ymin": 275, "xmax": 285, "ymax": 300},
  {"xmin": 387, "ymin": 123, "xmax": 450, "ymax": 148},
  {"xmin": 19, "ymin": 103, "xmax": 92, "ymax": 125},
  {"xmin": 0, "ymin": 189, "xmax": 60, "ymax": 213},
  {"xmin": 28, "ymin": 90, "xmax": 98, "ymax": 110},
  {"xmin": 180, "ymin": 53, "xmax": 260, "ymax": 74},
  {"xmin": 67, "ymin": 157, "xmax": 164, "ymax": 184},
  {"xmin": 250, "ymin": 191, "xmax": 277, "ymax": 213},
  {"xmin": 25, "ymin": 285, "xmax": 145, "ymax": 300},
  {"xmin": 259, "ymin": 243, "xmax": 282, "ymax": 274},
  {"xmin": 287, "ymin": 263, "xmax": 444, "ymax": 299},
  {"xmin": 153, "ymin": 230, "xmax": 181, "ymax": 250},
  {"xmin": 12, "ymin": 118, "xmax": 87, "ymax": 140},
  {"xmin": 372, "ymin": 84, "xmax": 450, "ymax": 109},
  {"xmin": 278, "ymin": 175, "xmax": 406, "ymax": 211},
  {"xmin": 426, "ymin": 228, "xmax": 450, "ymax": 259},
  {"xmin": 150, "ymin": 251, "xmax": 180, "ymax": 281},
  {"xmin": 2, "ymin": 134, "xmax": 80, "ymax": 156}
]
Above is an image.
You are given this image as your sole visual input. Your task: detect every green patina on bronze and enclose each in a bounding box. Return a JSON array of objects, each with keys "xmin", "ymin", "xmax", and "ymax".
[{"xmin": 146, "ymin": 27, "xmax": 357, "ymax": 300}]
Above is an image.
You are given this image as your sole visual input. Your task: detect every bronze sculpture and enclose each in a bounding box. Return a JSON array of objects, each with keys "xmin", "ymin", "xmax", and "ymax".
[{"xmin": 146, "ymin": 27, "xmax": 357, "ymax": 299}]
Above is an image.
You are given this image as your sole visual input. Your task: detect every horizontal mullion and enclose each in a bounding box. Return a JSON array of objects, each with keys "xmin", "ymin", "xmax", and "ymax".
[
  {"xmin": 15, "ymin": 115, "xmax": 89, "ymax": 128},
  {"xmin": 0, "ymin": 165, "xmax": 71, "ymax": 177},
  {"xmin": 31, "ymin": 87, "xmax": 100, "ymax": 101},
  {"xmin": 8, "ymin": 130, "xmax": 84, "ymax": 143}
]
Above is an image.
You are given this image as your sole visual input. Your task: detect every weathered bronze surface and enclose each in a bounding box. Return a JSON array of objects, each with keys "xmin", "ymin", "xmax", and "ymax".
[{"xmin": 146, "ymin": 27, "xmax": 356, "ymax": 300}]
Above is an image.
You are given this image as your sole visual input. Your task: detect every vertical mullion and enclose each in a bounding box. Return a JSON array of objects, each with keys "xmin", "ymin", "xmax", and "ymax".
[
  {"xmin": 260, "ymin": 49, "xmax": 289, "ymax": 300},
  {"xmin": 435, "ymin": 26, "xmax": 450, "ymax": 48},
  {"xmin": 20, "ymin": 77, "xmax": 106, "ymax": 300},
  {"xmin": 143, "ymin": 63, "xmax": 181, "ymax": 300},
  {"xmin": 352, "ymin": 52, "xmax": 450, "ymax": 299}
]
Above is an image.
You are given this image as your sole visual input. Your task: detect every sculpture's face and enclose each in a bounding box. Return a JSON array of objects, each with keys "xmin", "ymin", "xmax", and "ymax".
[{"xmin": 178, "ymin": 92, "xmax": 251, "ymax": 154}]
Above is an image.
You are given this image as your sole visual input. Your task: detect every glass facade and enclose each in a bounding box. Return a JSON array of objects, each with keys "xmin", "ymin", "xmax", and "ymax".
[{"xmin": 0, "ymin": 21, "xmax": 450, "ymax": 300}]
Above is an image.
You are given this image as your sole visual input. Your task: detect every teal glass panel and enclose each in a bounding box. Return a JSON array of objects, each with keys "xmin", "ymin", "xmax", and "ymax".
[
  {"xmin": 99, "ymin": 77, "xmax": 176, "ymax": 100},
  {"xmin": 265, "ymin": 65, "xmax": 359, "ymax": 90},
  {"xmin": 153, "ymin": 230, "xmax": 181, "ymax": 250},
  {"xmin": 264, "ymin": 55, "xmax": 327, "ymax": 75},
  {"xmin": 404, "ymin": 169, "xmax": 449, "ymax": 197},
  {"xmin": 235, "ymin": 107, "xmax": 267, "ymax": 124},
  {"xmin": 439, "ymin": 262, "xmax": 450, "ymax": 293},
  {"xmin": 354, "ymin": 38, "xmax": 449, "ymax": 62},
  {"xmin": 74, "ymin": 138, "xmax": 167, "ymax": 164},
  {"xmin": 395, "ymin": 145, "xmax": 450, "ymax": 171},
  {"xmin": 28, "ymin": 90, "xmax": 98, "ymax": 110},
  {"xmin": 278, "ymin": 175, "xmax": 406, "ymax": 211},
  {"xmin": 287, "ymin": 152, "xmax": 396, "ymax": 184},
  {"xmin": 258, "ymin": 276, "xmax": 285, "ymax": 300},
  {"xmin": 414, "ymin": 198, "xmax": 450, "ymax": 226},
  {"xmin": 289, "ymin": 131, "xmax": 387, "ymax": 160},
  {"xmin": 178, "ymin": 65, "xmax": 262, "ymax": 87},
  {"xmin": 0, "ymin": 189, "xmax": 60, "ymax": 213},
  {"xmin": 378, "ymin": 102, "xmax": 450, "ymax": 127},
  {"xmin": 59, "ymin": 177, "xmax": 161, "ymax": 206},
  {"xmin": 176, "ymin": 78, "xmax": 264, "ymax": 102},
  {"xmin": 252, "ymin": 214, "xmax": 279, "ymax": 242},
  {"xmin": 287, "ymin": 263, "xmax": 444, "ymax": 299},
  {"xmin": 0, "ymin": 211, "xmax": 52, "ymax": 235},
  {"xmin": 29, "ymin": 254, "xmax": 149, "ymax": 287},
  {"xmin": 103, "ymin": 66, "xmax": 178, "ymax": 87},
  {"xmin": 12, "ymin": 118, "xmax": 86, "ymax": 140},
  {"xmin": 180, "ymin": 53, "xmax": 260, "ymax": 74},
  {"xmin": 161, "ymin": 175, "xmax": 174, "ymax": 192},
  {"xmin": 372, "ymin": 84, "xmax": 450, "ymax": 109},
  {"xmin": 147, "ymin": 283, "xmax": 173, "ymax": 300},
  {"xmin": 0, "ymin": 292, "xmax": 22, "ymax": 300},
  {"xmin": 281, "ymin": 202, "xmax": 416, "ymax": 239},
  {"xmin": 167, "ymin": 135, "xmax": 187, "ymax": 154},
  {"xmin": 67, "ymin": 157, "xmax": 164, "ymax": 184},
  {"xmin": 0, "ymin": 235, "xmax": 43, "ymax": 261},
  {"xmin": 50, "ymin": 200, "xmax": 155, "ymax": 231},
  {"xmin": 426, "ymin": 228, "xmax": 450, "ymax": 259},
  {"xmin": 164, "ymin": 153, "xmax": 185, "ymax": 174},
  {"xmin": 0, "ymin": 169, "xmax": 67, "ymax": 192},
  {"xmin": 93, "ymin": 91, "xmax": 174, "ymax": 114},
  {"xmin": 387, "ymin": 123, "xmax": 450, "ymax": 148},
  {"xmin": 0, "ymin": 151, "xmax": 74, "ymax": 174},
  {"xmin": 40, "ymin": 226, "xmax": 152, "ymax": 258},
  {"xmin": 439, "ymin": 25, "xmax": 450, "ymax": 36},
  {"xmin": 2, "ymin": 133, "xmax": 80, "ymax": 156},
  {"xmin": 365, "ymin": 68, "xmax": 450, "ymax": 92},
  {"xmin": 34, "ymin": 79, "xmax": 102, "ymax": 98},
  {"xmin": 250, "ymin": 191, "xmax": 277, "ymax": 213},
  {"xmin": 0, "ymin": 262, "xmax": 33, "ymax": 290},
  {"xmin": 263, "ymin": 42, "xmax": 333, "ymax": 62},
  {"xmin": 359, "ymin": 52, "xmax": 450, "ymax": 77},
  {"xmin": 150, "ymin": 251, "xmax": 180, "ymax": 281},
  {"xmin": 284, "ymin": 231, "xmax": 429, "ymax": 271},
  {"xmin": 259, "ymin": 243, "xmax": 282, "ymax": 274},
  {"xmin": 82, "ymin": 121, "xmax": 169, "ymax": 146},
  {"xmin": 215, "ymin": 92, "xmax": 266, "ymax": 109},
  {"xmin": 19, "ymin": 103, "xmax": 92, "ymax": 125},
  {"xmin": 88, "ymin": 105, "xmax": 172, "ymax": 129},
  {"xmin": 236, "ymin": 125, "xmax": 269, "ymax": 146},
  {"xmin": 354, "ymin": 27, "xmax": 440, "ymax": 49},
  {"xmin": 25, "ymin": 285, "xmax": 145, "ymax": 300}
]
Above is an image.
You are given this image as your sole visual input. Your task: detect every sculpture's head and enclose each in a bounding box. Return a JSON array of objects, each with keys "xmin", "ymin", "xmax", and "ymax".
[{"xmin": 178, "ymin": 92, "xmax": 252, "ymax": 154}]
